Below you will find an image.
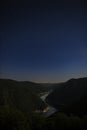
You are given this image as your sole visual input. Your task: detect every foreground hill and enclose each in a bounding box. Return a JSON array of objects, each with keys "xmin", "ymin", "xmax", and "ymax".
[
  {"xmin": 46, "ymin": 77, "xmax": 87, "ymax": 115},
  {"xmin": 0, "ymin": 79, "xmax": 47, "ymax": 112}
]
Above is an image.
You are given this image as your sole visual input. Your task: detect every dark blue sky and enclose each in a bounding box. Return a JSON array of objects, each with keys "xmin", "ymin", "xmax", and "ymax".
[{"xmin": 0, "ymin": 1, "xmax": 87, "ymax": 83}]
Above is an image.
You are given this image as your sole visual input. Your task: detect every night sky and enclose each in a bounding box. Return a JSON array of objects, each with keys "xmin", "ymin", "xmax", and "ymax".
[{"xmin": 0, "ymin": 1, "xmax": 87, "ymax": 83}]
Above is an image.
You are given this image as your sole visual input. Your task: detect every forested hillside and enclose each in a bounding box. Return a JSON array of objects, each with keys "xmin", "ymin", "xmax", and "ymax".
[
  {"xmin": 0, "ymin": 79, "xmax": 47, "ymax": 112},
  {"xmin": 47, "ymin": 78, "xmax": 87, "ymax": 115}
]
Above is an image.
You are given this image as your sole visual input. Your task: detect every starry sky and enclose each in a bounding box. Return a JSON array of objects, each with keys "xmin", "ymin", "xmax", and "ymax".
[{"xmin": 0, "ymin": 0, "xmax": 87, "ymax": 83}]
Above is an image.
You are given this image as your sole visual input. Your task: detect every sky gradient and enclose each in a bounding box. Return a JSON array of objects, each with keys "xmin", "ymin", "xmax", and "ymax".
[{"xmin": 0, "ymin": 1, "xmax": 87, "ymax": 83}]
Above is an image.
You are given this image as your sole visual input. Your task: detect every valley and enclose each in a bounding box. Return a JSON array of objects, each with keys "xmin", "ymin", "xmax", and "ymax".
[{"xmin": 0, "ymin": 77, "xmax": 87, "ymax": 129}]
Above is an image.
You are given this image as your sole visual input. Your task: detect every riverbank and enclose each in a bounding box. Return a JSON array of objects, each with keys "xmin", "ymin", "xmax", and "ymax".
[{"xmin": 40, "ymin": 90, "xmax": 57, "ymax": 117}]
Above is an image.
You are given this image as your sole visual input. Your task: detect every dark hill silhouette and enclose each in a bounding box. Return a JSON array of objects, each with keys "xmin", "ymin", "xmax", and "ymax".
[
  {"xmin": 46, "ymin": 77, "xmax": 87, "ymax": 115},
  {"xmin": 0, "ymin": 79, "xmax": 48, "ymax": 112}
]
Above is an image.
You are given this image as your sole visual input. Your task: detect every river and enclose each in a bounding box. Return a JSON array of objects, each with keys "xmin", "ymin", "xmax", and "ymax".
[{"xmin": 40, "ymin": 91, "xmax": 57, "ymax": 117}]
